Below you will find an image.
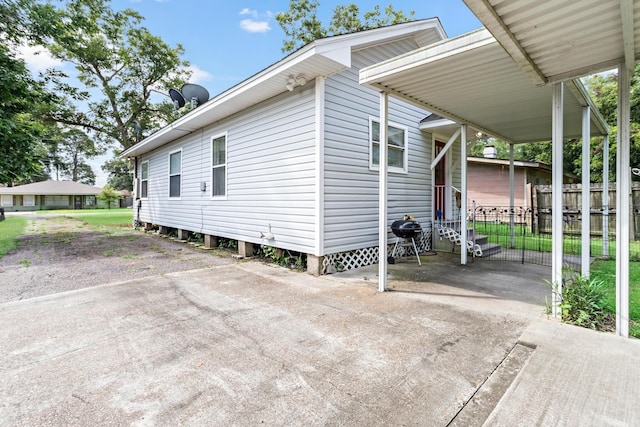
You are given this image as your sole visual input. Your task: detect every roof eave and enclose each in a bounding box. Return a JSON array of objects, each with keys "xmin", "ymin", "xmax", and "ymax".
[{"xmin": 121, "ymin": 19, "xmax": 447, "ymax": 159}]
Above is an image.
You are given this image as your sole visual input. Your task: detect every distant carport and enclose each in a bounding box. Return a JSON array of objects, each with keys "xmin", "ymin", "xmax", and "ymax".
[{"xmin": 360, "ymin": 0, "xmax": 637, "ymax": 337}]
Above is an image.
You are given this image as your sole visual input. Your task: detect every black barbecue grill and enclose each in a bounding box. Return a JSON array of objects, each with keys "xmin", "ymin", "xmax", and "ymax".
[
  {"xmin": 390, "ymin": 218, "xmax": 422, "ymax": 265},
  {"xmin": 391, "ymin": 219, "xmax": 422, "ymax": 238}
]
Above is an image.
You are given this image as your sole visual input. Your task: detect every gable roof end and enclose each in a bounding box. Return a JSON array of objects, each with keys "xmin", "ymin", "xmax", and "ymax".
[{"xmin": 120, "ymin": 19, "xmax": 446, "ymax": 159}]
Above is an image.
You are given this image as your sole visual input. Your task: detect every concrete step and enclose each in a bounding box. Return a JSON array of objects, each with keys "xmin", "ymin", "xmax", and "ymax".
[
  {"xmin": 478, "ymin": 243, "xmax": 502, "ymax": 257},
  {"xmin": 471, "ymin": 234, "xmax": 489, "ymax": 245}
]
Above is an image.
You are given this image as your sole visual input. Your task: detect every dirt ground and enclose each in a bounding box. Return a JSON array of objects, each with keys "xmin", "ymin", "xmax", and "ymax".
[{"xmin": 0, "ymin": 214, "xmax": 236, "ymax": 303}]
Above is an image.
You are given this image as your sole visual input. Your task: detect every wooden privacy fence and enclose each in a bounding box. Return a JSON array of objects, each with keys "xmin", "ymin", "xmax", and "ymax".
[{"xmin": 534, "ymin": 182, "xmax": 640, "ymax": 240}]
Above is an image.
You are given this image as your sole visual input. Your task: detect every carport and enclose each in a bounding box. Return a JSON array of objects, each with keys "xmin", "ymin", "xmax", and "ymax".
[{"xmin": 360, "ymin": 0, "xmax": 638, "ymax": 337}]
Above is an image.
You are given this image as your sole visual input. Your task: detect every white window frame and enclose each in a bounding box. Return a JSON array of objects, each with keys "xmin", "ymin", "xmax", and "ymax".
[
  {"xmin": 211, "ymin": 133, "xmax": 227, "ymax": 200},
  {"xmin": 369, "ymin": 116, "xmax": 409, "ymax": 174},
  {"xmin": 168, "ymin": 149, "xmax": 182, "ymax": 199},
  {"xmin": 1, "ymin": 195, "xmax": 13, "ymax": 207},
  {"xmin": 140, "ymin": 160, "xmax": 149, "ymax": 199},
  {"xmin": 23, "ymin": 195, "xmax": 35, "ymax": 206}
]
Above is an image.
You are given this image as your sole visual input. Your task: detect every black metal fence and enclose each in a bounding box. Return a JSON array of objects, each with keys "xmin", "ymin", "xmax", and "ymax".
[{"xmin": 466, "ymin": 205, "xmax": 640, "ymax": 266}]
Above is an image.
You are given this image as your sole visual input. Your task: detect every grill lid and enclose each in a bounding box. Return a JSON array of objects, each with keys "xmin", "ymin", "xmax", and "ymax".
[{"xmin": 391, "ymin": 219, "xmax": 421, "ymax": 238}]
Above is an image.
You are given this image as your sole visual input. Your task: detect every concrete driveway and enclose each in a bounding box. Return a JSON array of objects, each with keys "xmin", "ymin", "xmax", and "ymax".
[{"xmin": 1, "ymin": 255, "xmax": 638, "ymax": 426}]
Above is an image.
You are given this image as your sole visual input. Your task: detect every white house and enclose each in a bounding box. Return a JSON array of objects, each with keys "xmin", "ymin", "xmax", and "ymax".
[{"xmin": 121, "ymin": 20, "xmax": 467, "ymax": 275}]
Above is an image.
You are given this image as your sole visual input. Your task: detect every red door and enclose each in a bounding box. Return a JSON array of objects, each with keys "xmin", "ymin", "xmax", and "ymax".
[{"xmin": 434, "ymin": 141, "xmax": 446, "ymax": 220}]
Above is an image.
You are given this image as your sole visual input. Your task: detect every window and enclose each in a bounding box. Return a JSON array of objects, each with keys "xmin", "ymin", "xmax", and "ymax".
[
  {"xmin": 1, "ymin": 195, "xmax": 13, "ymax": 206},
  {"xmin": 140, "ymin": 160, "xmax": 149, "ymax": 198},
  {"xmin": 211, "ymin": 135, "xmax": 226, "ymax": 197},
  {"xmin": 86, "ymin": 196, "xmax": 95, "ymax": 206},
  {"xmin": 370, "ymin": 118, "xmax": 408, "ymax": 173},
  {"xmin": 169, "ymin": 151, "xmax": 181, "ymax": 198},
  {"xmin": 45, "ymin": 195, "xmax": 69, "ymax": 206},
  {"xmin": 23, "ymin": 195, "xmax": 35, "ymax": 206}
]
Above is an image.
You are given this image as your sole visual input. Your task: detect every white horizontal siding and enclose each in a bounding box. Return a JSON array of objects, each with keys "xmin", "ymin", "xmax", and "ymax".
[
  {"xmin": 322, "ymin": 45, "xmax": 433, "ymax": 255},
  {"xmin": 138, "ymin": 86, "xmax": 317, "ymax": 254}
]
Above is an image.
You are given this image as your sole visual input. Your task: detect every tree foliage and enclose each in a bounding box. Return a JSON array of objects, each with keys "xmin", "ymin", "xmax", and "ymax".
[
  {"xmin": 583, "ymin": 66, "xmax": 640, "ymax": 182},
  {"xmin": 30, "ymin": 0, "xmax": 191, "ymax": 150},
  {"xmin": 54, "ymin": 128, "xmax": 99, "ymax": 184},
  {"xmin": 96, "ymin": 185, "xmax": 120, "ymax": 209},
  {"xmin": 102, "ymin": 157, "xmax": 133, "ymax": 191},
  {"xmin": 0, "ymin": 45, "xmax": 51, "ymax": 185},
  {"xmin": 276, "ymin": 1, "xmax": 414, "ymax": 53}
]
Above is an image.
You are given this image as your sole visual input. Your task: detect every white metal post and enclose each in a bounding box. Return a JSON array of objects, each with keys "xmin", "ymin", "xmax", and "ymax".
[
  {"xmin": 581, "ymin": 106, "xmax": 591, "ymax": 278},
  {"xmin": 551, "ymin": 82, "xmax": 564, "ymax": 318},
  {"xmin": 602, "ymin": 135, "xmax": 610, "ymax": 258},
  {"xmin": 509, "ymin": 144, "xmax": 515, "ymax": 248},
  {"xmin": 378, "ymin": 92, "xmax": 389, "ymax": 292},
  {"xmin": 460, "ymin": 124, "xmax": 468, "ymax": 265},
  {"xmin": 616, "ymin": 64, "xmax": 630, "ymax": 337}
]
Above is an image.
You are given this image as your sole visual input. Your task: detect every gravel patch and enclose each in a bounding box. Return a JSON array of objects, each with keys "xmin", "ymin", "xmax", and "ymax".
[{"xmin": 0, "ymin": 214, "xmax": 237, "ymax": 303}]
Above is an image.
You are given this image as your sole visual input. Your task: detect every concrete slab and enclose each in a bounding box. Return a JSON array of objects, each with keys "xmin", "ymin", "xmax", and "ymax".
[
  {"xmin": 1, "ymin": 256, "xmax": 637, "ymax": 426},
  {"xmin": 485, "ymin": 319, "xmax": 640, "ymax": 426},
  {"xmin": 0, "ymin": 262, "xmax": 534, "ymax": 426},
  {"xmin": 327, "ymin": 252, "xmax": 551, "ymax": 319}
]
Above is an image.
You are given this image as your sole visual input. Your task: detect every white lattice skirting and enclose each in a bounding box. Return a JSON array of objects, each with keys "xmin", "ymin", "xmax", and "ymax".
[{"xmin": 322, "ymin": 228, "xmax": 432, "ymax": 274}]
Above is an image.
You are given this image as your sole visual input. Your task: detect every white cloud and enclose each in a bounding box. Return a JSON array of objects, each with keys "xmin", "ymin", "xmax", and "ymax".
[
  {"xmin": 239, "ymin": 8, "xmax": 258, "ymax": 18},
  {"xmin": 240, "ymin": 19, "xmax": 271, "ymax": 33},
  {"xmin": 187, "ymin": 65, "xmax": 213, "ymax": 84},
  {"xmin": 17, "ymin": 45, "xmax": 64, "ymax": 73}
]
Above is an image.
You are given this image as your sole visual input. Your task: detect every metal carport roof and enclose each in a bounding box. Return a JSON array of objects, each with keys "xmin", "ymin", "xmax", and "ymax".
[
  {"xmin": 359, "ymin": 28, "xmax": 608, "ymax": 144},
  {"xmin": 360, "ymin": 0, "xmax": 638, "ymax": 338},
  {"xmin": 463, "ymin": 0, "xmax": 640, "ymax": 85}
]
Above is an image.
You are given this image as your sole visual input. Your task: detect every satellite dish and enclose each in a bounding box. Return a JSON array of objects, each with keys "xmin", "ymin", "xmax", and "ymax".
[
  {"xmin": 181, "ymin": 83, "xmax": 209, "ymax": 107},
  {"xmin": 169, "ymin": 88, "xmax": 185, "ymax": 109}
]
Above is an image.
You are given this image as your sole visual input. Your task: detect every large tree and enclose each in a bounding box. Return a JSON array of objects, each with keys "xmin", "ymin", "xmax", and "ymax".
[
  {"xmin": 102, "ymin": 157, "xmax": 133, "ymax": 191},
  {"xmin": 0, "ymin": 45, "xmax": 52, "ymax": 185},
  {"xmin": 276, "ymin": 1, "xmax": 414, "ymax": 53},
  {"xmin": 55, "ymin": 128, "xmax": 99, "ymax": 184},
  {"xmin": 29, "ymin": 0, "xmax": 191, "ymax": 150},
  {"xmin": 0, "ymin": 0, "xmax": 58, "ymax": 185}
]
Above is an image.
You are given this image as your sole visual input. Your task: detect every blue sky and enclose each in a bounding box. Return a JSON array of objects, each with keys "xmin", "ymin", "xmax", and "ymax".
[
  {"xmin": 20, "ymin": 1, "xmax": 482, "ymax": 186},
  {"xmin": 111, "ymin": 0, "xmax": 482, "ymax": 97}
]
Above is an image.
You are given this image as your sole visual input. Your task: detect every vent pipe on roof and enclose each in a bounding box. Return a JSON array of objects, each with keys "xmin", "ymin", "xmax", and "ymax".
[{"xmin": 483, "ymin": 146, "xmax": 497, "ymax": 159}]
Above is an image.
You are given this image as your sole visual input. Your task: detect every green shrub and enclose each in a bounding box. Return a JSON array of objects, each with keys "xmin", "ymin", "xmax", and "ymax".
[
  {"xmin": 548, "ymin": 271, "xmax": 612, "ymax": 330},
  {"xmin": 256, "ymin": 245, "xmax": 307, "ymax": 270}
]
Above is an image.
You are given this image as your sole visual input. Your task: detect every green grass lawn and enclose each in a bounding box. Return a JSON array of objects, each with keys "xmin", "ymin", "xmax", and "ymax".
[
  {"xmin": 474, "ymin": 221, "xmax": 640, "ymax": 260},
  {"xmin": 0, "ymin": 216, "xmax": 28, "ymax": 257},
  {"xmin": 591, "ymin": 260, "xmax": 640, "ymax": 338},
  {"xmin": 37, "ymin": 208, "xmax": 133, "ymax": 227},
  {"xmin": 65, "ymin": 210, "xmax": 133, "ymax": 227}
]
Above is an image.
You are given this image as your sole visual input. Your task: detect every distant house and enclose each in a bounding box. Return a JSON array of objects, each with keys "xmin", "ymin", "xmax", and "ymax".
[
  {"xmin": 0, "ymin": 180, "xmax": 118, "ymax": 211},
  {"xmin": 121, "ymin": 20, "xmax": 467, "ymax": 274},
  {"xmin": 467, "ymin": 155, "xmax": 578, "ymax": 209}
]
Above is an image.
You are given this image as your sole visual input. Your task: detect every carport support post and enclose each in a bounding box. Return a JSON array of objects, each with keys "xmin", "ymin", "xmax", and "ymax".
[
  {"xmin": 460, "ymin": 124, "xmax": 467, "ymax": 265},
  {"xmin": 602, "ymin": 135, "xmax": 610, "ymax": 258},
  {"xmin": 551, "ymin": 82, "xmax": 564, "ymax": 318},
  {"xmin": 509, "ymin": 144, "xmax": 515, "ymax": 248},
  {"xmin": 616, "ymin": 63, "xmax": 630, "ymax": 338},
  {"xmin": 378, "ymin": 92, "xmax": 389, "ymax": 292},
  {"xmin": 581, "ymin": 106, "xmax": 591, "ymax": 278}
]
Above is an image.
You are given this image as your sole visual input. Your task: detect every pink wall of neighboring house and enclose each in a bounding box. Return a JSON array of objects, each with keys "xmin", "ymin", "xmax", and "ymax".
[
  {"xmin": 466, "ymin": 157, "xmax": 575, "ymax": 209},
  {"xmin": 467, "ymin": 162, "xmax": 529, "ymax": 208}
]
